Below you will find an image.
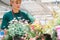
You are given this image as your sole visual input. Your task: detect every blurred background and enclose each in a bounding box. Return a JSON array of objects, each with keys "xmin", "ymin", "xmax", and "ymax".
[
  {"xmin": 0, "ymin": 0, "xmax": 60, "ymax": 25},
  {"xmin": 0, "ymin": 0, "xmax": 60, "ymax": 40}
]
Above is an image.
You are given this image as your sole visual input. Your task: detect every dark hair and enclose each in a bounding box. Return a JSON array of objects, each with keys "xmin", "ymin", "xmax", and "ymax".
[
  {"xmin": 14, "ymin": 34, "xmax": 24, "ymax": 40},
  {"xmin": 36, "ymin": 34, "xmax": 52, "ymax": 40},
  {"xmin": 43, "ymin": 34, "xmax": 52, "ymax": 40}
]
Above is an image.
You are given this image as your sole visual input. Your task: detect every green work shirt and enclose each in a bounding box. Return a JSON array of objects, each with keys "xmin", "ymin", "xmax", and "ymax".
[{"xmin": 1, "ymin": 10, "xmax": 35, "ymax": 30}]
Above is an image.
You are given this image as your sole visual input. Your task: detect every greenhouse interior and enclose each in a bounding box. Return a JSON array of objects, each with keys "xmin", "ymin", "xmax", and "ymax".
[{"xmin": 0, "ymin": 0, "xmax": 60, "ymax": 40}]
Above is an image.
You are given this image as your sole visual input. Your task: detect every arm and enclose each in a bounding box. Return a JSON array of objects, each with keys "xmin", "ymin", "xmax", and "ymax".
[
  {"xmin": 26, "ymin": 13, "xmax": 40, "ymax": 25},
  {"xmin": 1, "ymin": 14, "xmax": 8, "ymax": 30},
  {"xmin": 26, "ymin": 13, "xmax": 35, "ymax": 24},
  {"xmin": 1, "ymin": 14, "xmax": 9, "ymax": 39},
  {"xmin": 21, "ymin": 10, "xmax": 39, "ymax": 24}
]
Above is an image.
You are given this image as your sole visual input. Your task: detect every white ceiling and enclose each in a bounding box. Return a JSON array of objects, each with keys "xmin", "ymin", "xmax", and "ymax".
[
  {"xmin": 1, "ymin": 0, "xmax": 60, "ymax": 5},
  {"xmin": 41, "ymin": 0, "xmax": 60, "ymax": 2}
]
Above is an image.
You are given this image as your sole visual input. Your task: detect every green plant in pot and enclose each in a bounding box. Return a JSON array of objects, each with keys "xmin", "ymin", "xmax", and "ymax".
[{"xmin": 4, "ymin": 18, "xmax": 30, "ymax": 40}]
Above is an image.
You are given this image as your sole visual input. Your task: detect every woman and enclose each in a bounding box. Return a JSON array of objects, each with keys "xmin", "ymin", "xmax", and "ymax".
[
  {"xmin": 1, "ymin": 0, "xmax": 35, "ymax": 30},
  {"xmin": 1, "ymin": 0, "xmax": 35, "ymax": 40}
]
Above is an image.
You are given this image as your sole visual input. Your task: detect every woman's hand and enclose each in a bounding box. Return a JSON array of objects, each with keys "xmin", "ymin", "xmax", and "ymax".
[{"xmin": 4, "ymin": 29, "xmax": 7, "ymax": 35}]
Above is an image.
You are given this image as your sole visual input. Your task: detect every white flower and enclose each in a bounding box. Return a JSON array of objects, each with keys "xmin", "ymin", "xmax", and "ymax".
[{"xmin": 7, "ymin": 19, "xmax": 30, "ymax": 37}]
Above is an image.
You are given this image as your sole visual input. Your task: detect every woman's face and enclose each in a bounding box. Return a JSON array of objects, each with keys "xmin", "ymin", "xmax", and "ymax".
[{"xmin": 10, "ymin": 0, "xmax": 21, "ymax": 11}]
